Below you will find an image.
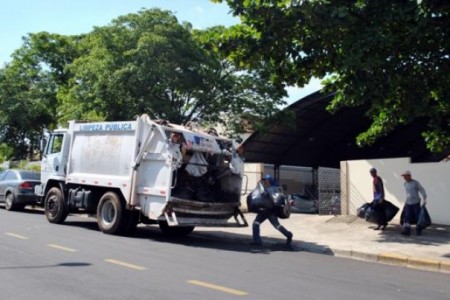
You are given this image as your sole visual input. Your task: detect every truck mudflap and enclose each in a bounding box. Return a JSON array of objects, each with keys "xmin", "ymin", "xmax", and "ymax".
[{"xmin": 162, "ymin": 197, "xmax": 248, "ymax": 227}]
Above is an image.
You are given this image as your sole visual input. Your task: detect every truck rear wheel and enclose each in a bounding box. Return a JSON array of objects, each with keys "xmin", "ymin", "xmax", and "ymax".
[
  {"xmin": 45, "ymin": 187, "xmax": 69, "ymax": 224},
  {"xmin": 97, "ymin": 192, "xmax": 126, "ymax": 235},
  {"xmin": 159, "ymin": 221, "xmax": 195, "ymax": 237}
]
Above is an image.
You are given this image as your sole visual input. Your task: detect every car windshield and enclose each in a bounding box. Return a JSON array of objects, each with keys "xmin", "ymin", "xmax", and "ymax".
[{"xmin": 19, "ymin": 171, "xmax": 40, "ymax": 180}]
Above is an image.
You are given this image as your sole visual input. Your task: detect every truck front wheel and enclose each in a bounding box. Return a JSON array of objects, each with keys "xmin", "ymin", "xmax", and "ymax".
[
  {"xmin": 45, "ymin": 187, "xmax": 69, "ymax": 224},
  {"xmin": 97, "ymin": 192, "xmax": 126, "ymax": 235}
]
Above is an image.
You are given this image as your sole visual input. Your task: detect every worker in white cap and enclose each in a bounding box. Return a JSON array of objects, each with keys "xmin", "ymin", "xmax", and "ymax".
[{"xmin": 400, "ymin": 170, "xmax": 427, "ymax": 236}]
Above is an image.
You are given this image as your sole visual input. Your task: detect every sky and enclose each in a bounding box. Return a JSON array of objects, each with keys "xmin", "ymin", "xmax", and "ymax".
[{"xmin": 0, "ymin": 0, "xmax": 321, "ymax": 103}]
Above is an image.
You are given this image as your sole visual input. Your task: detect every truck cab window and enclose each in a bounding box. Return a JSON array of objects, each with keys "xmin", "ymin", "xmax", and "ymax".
[{"xmin": 49, "ymin": 134, "xmax": 63, "ymax": 154}]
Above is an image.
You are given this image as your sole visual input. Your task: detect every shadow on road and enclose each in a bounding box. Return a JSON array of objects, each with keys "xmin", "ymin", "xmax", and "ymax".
[
  {"xmin": 0, "ymin": 206, "xmax": 45, "ymax": 215},
  {"xmin": 60, "ymin": 217, "xmax": 308, "ymax": 253},
  {"xmin": 134, "ymin": 226, "xmax": 305, "ymax": 254},
  {"xmin": 0, "ymin": 262, "xmax": 91, "ymax": 270}
]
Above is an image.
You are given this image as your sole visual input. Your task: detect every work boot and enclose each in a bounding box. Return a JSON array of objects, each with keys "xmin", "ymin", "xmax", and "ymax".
[
  {"xmin": 286, "ymin": 232, "xmax": 293, "ymax": 245},
  {"xmin": 400, "ymin": 227, "xmax": 411, "ymax": 236},
  {"xmin": 416, "ymin": 227, "xmax": 423, "ymax": 236}
]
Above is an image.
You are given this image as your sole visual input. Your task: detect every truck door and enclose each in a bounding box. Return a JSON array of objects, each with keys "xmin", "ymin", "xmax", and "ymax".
[{"xmin": 41, "ymin": 132, "xmax": 70, "ymax": 185}]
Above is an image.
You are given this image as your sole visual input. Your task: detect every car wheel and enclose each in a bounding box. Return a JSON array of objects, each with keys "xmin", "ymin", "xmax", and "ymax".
[
  {"xmin": 5, "ymin": 193, "xmax": 17, "ymax": 211},
  {"xmin": 45, "ymin": 187, "xmax": 69, "ymax": 224}
]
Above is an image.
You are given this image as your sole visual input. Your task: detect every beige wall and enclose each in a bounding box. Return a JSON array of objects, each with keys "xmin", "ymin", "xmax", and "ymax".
[{"xmin": 343, "ymin": 157, "xmax": 450, "ymax": 225}]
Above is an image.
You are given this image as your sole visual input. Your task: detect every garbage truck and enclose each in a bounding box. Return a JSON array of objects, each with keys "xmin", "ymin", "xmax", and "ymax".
[{"xmin": 35, "ymin": 114, "xmax": 248, "ymax": 236}]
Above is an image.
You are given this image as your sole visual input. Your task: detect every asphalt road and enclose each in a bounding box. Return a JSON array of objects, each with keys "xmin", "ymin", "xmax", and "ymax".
[{"xmin": 0, "ymin": 207, "xmax": 449, "ymax": 300}]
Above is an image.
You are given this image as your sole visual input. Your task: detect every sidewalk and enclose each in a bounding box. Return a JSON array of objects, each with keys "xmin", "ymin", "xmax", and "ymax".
[{"xmin": 194, "ymin": 213, "xmax": 450, "ymax": 274}]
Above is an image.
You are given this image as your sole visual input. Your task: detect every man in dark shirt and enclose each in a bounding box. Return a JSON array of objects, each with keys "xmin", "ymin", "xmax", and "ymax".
[{"xmin": 370, "ymin": 168, "xmax": 387, "ymax": 230}]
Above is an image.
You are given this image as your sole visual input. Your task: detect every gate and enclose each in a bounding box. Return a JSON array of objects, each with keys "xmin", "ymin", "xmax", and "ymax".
[{"xmin": 317, "ymin": 167, "xmax": 341, "ymax": 215}]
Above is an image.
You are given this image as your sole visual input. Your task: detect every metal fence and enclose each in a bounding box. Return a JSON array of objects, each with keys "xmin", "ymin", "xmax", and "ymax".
[
  {"xmin": 241, "ymin": 166, "xmax": 341, "ymax": 215},
  {"xmin": 317, "ymin": 167, "xmax": 341, "ymax": 215}
]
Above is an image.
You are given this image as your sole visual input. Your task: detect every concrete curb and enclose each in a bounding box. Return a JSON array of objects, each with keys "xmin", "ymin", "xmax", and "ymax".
[{"xmin": 326, "ymin": 247, "xmax": 450, "ymax": 274}]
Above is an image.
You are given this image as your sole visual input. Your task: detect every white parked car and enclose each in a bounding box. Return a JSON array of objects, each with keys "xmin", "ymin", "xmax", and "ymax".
[{"xmin": 287, "ymin": 194, "xmax": 318, "ymax": 214}]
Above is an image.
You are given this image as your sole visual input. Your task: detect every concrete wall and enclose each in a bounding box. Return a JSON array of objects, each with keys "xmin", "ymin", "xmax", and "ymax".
[{"xmin": 342, "ymin": 157, "xmax": 450, "ymax": 225}]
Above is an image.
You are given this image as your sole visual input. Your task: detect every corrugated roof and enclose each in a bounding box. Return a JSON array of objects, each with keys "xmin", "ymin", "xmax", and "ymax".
[{"xmin": 242, "ymin": 91, "xmax": 449, "ymax": 168}]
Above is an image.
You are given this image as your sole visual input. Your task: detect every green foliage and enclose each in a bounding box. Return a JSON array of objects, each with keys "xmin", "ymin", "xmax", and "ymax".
[
  {"xmin": 58, "ymin": 8, "xmax": 286, "ymax": 134},
  {"xmin": 0, "ymin": 8, "xmax": 288, "ymax": 159},
  {"xmin": 0, "ymin": 143, "xmax": 14, "ymax": 162},
  {"xmin": 0, "ymin": 32, "xmax": 79, "ymax": 159},
  {"xmin": 10, "ymin": 160, "xmax": 41, "ymax": 172},
  {"xmin": 217, "ymin": 0, "xmax": 450, "ymax": 153},
  {"xmin": 26, "ymin": 163, "xmax": 41, "ymax": 172}
]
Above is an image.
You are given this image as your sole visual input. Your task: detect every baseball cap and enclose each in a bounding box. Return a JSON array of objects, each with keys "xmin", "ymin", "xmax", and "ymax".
[
  {"xmin": 261, "ymin": 174, "xmax": 273, "ymax": 181},
  {"xmin": 369, "ymin": 168, "xmax": 377, "ymax": 173},
  {"xmin": 401, "ymin": 170, "xmax": 411, "ymax": 176}
]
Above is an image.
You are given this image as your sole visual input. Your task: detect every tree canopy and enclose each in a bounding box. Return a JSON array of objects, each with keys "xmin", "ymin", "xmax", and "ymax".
[
  {"xmin": 0, "ymin": 8, "xmax": 287, "ymax": 158},
  {"xmin": 0, "ymin": 32, "xmax": 69, "ymax": 159},
  {"xmin": 214, "ymin": 0, "xmax": 450, "ymax": 152}
]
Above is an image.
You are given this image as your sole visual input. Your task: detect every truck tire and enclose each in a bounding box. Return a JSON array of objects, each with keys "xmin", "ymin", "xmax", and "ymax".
[
  {"xmin": 97, "ymin": 192, "xmax": 126, "ymax": 235},
  {"xmin": 5, "ymin": 193, "xmax": 18, "ymax": 211},
  {"xmin": 45, "ymin": 187, "xmax": 69, "ymax": 224},
  {"xmin": 159, "ymin": 221, "xmax": 195, "ymax": 237}
]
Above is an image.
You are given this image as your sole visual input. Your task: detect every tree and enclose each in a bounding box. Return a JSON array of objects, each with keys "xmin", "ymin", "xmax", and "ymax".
[
  {"xmin": 0, "ymin": 62, "xmax": 54, "ymax": 160},
  {"xmin": 191, "ymin": 25, "xmax": 291, "ymax": 136},
  {"xmin": 0, "ymin": 32, "xmax": 78, "ymax": 159},
  {"xmin": 60, "ymin": 8, "xmax": 289, "ymax": 135},
  {"xmin": 214, "ymin": 0, "xmax": 450, "ymax": 152}
]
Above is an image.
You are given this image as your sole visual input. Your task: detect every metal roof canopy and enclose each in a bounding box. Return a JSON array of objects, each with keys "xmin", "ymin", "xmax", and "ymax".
[{"xmin": 242, "ymin": 91, "xmax": 450, "ymax": 168}]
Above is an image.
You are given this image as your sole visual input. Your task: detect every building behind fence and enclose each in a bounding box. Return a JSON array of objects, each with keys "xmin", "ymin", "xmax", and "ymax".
[{"xmin": 241, "ymin": 163, "xmax": 340, "ymax": 215}]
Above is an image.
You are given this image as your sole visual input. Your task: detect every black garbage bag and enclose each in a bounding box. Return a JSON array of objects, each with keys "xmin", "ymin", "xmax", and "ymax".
[
  {"xmin": 364, "ymin": 204, "xmax": 379, "ymax": 224},
  {"xmin": 384, "ymin": 200, "xmax": 399, "ymax": 222},
  {"xmin": 196, "ymin": 184, "xmax": 214, "ymax": 202},
  {"xmin": 273, "ymin": 193, "xmax": 291, "ymax": 219},
  {"xmin": 357, "ymin": 203, "xmax": 371, "ymax": 219},
  {"xmin": 171, "ymin": 186, "xmax": 195, "ymax": 199},
  {"xmin": 362, "ymin": 200, "xmax": 399, "ymax": 224},
  {"xmin": 417, "ymin": 205, "xmax": 432, "ymax": 230},
  {"xmin": 246, "ymin": 183, "xmax": 274, "ymax": 212}
]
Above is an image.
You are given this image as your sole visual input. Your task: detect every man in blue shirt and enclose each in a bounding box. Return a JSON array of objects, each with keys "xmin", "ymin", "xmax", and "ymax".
[{"xmin": 251, "ymin": 174, "xmax": 293, "ymax": 246}]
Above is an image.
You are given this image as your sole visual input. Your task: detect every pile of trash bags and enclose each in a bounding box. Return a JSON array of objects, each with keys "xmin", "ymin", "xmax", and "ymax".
[
  {"xmin": 246, "ymin": 183, "xmax": 291, "ymax": 219},
  {"xmin": 357, "ymin": 200, "xmax": 399, "ymax": 224},
  {"xmin": 400, "ymin": 205, "xmax": 432, "ymax": 230},
  {"xmin": 357, "ymin": 200, "xmax": 432, "ymax": 230}
]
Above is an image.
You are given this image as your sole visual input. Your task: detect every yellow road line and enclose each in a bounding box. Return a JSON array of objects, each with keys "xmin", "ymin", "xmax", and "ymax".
[
  {"xmin": 47, "ymin": 244, "xmax": 78, "ymax": 252},
  {"xmin": 187, "ymin": 280, "xmax": 248, "ymax": 296},
  {"xmin": 104, "ymin": 259, "xmax": 146, "ymax": 271},
  {"xmin": 5, "ymin": 232, "xmax": 29, "ymax": 239}
]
